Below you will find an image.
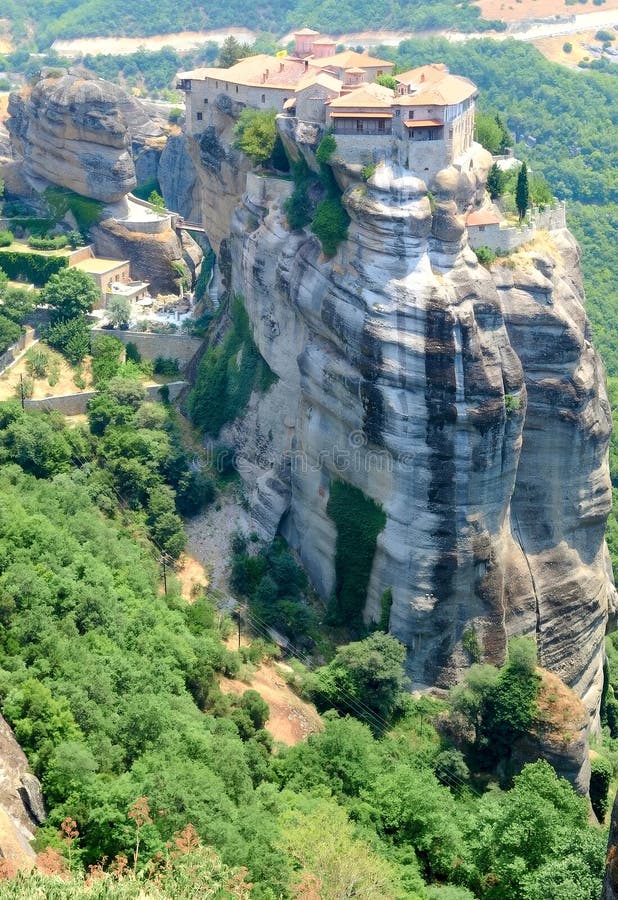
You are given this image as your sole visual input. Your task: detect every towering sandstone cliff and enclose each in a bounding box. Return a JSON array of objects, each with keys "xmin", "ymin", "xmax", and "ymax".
[{"xmin": 185, "ymin": 112, "xmax": 615, "ymax": 727}]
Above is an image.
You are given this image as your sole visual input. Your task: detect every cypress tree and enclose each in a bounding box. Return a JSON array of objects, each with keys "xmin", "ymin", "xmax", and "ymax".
[{"xmin": 516, "ymin": 161, "xmax": 529, "ymax": 222}]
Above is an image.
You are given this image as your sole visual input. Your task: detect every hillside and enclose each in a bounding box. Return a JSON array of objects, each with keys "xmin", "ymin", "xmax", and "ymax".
[{"xmin": 4, "ymin": 0, "xmax": 504, "ymax": 49}]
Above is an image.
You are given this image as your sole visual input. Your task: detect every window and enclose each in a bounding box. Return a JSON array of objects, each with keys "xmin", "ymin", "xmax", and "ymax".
[
  {"xmin": 394, "ymin": 108, "xmax": 400, "ymax": 117},
  {"xmin": 378, "ymin": 120, "xmax": 385, "ymax": 132},
  {"xmin": 408, "ymin": 111, "xmax": 414, "ymax": 119},
  {"xmin": 235, "ymin": 85, "xmax": 239, "ymax": 93},
  {"xmin": 203, "ymin": 98, "xmax": 208, "ymax": 105},
  {"xmin": 479, "ymin": 225, "xmax": 485, "ymax": 232},
  {"xmin": 196, "ymin": 112, "xmax": 203, "ymax": 121},
  {"xmin": 377, "ymin": 70, "xmax": 383, "ymax": 76},
  {"xmin": 261, "ymin": 94, "xmax": 266, "ymax": 104},
  {"xmin": 215, "ymin": 81, "xmax": 218, "ymax": 89}
]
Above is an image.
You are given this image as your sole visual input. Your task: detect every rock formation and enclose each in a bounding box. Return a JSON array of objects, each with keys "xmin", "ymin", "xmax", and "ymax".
[
  {"xmin": 198, "ymin": 128, "xmax": 615, "ymax": 727},
  {"xmin": 7, "ymin": 73, "xmax": 137, "ymax": 202},
  {"xmin": 0, "ymin": 714, "xmax": 44, "ymax": 869}
]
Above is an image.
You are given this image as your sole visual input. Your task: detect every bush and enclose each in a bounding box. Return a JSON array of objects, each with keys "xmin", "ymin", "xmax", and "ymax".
[
  {"xmin": 25, "ymin": 347, "xmax": 51, "ymax": 379},
  {"xmin": 0, "ymin": 230, "xmax": 13, "ymax": 247},
  {"xmin": 188, "ymin": 296, "xmax": 276, "ymax": 436},
  {"xmin": 154, "ymin": 356, "xmax": 180, "ymax": 376},
  {"xmin": 311, "ymin": 196, "xmax": 350, "ymax": 258},
  {"xmin": 0, "ymin": 250, "xmax": 67, "ymax": 285},
  {"xmin": 45, "ymin": 315, "xmax": 90, "ymax": 364},
  {"xmin": 233, "ymin": 108, "xmax": 277, "ymax": 165},
  {"xmin": 27, "ymin": 235, "xmax": 68, "ymax": 250},
  {"xmin": 125, "ymin": 341, "xmax": 141, "ymax": 363},
  {"xmin": 106, "ymin": 295, "xmax": 131, "ymax": 328},
  {"xmin": 0, "ymin": 315, "xmax": 22, "ymax": 354},
  {"xmin": 563, "ymin": 41, "xmax": 573, "ymax": 53},
  {"xmin": 590, "ymin": 755, "xmax": 612, "ymax": 821},
  {"xmin": 474, "ymin": 245, "xmax": 496, "ymax": 266},
  {"xmin": 326, "ymin": 480, "xmax": 386, "ymax": 626},
  {"xmin": 316, "ymin": 131, "xmax": 337, "ymax": 165},
  {"xmin": 90, "ymin": 335, "xmax": 124, "ymax": 386}
]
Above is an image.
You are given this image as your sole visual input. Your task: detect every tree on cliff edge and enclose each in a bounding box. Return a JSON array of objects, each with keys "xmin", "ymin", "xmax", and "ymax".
[{"xmin": 516, "ymin": 161, "xmax": 530, "ymax": 222}]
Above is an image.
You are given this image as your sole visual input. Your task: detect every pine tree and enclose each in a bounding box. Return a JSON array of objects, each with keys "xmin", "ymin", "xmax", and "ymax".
[{"xmin": 516, "ymin": 161, "xmax": 529, "ymax": 222}]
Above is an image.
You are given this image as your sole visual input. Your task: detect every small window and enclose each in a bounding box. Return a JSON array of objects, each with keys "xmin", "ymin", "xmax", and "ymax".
[
  {"xmin": 394, "ymin": 108, "xmax": 400, "ymax": 117},
  {"xmin": 378, "ymin": 120, "xmax": 385, "ymax": 132},
  {"xmin": 235, "ymin": 85, "xmax": 239, "ymax": 93},
  {"xmin": 261, "ymin": 94, "xmax": 266, "ymax": 104},
  {"xmin": 203, "ymin": 98, "xmax": 208, "ymax": 105},
  {"xmin": 215, "ymin": 81, "xmax": 218, "ymax": 89},
  {"xmin": 196, "ymin": 112, "xmax": 203, "ymax": 121},
  {"xmin": 479, "ymin": 225, "xmax": 485, "ymax": 232},
  {"xmin": 356, "ymin": 119, "xmax": 363, "ymax": 133},
  {"xmin": 377, "ymin": 70, "xmax": 383, "ymax": 76},
  {"xmin": 408, "ymin": 111, "xmax": 414, "ymax": 119}
]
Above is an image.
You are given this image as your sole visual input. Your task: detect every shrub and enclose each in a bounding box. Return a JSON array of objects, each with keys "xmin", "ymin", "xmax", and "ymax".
[
  {"xmin": 25, "ymin": 347, "xmax": 51, "ymax": 379},
  {"xmin": 0, "ymin": 250, "xmax": 67, "ymax": 285},
  {"xmin": 0, "ymin": 314, "xmax": 22, "ymax": 354},
  {"xmin": 45, "ymin": 315, "xmax": 90, "ymax": 364},
  {"xmin": 326, "ymin": 480, "xmax": 386, "ymax": 625},
  {"xmin": 90, "ymin": 335, "xmax": 124, "ymax": 386},
  {"xmin": 563, "ymin": 41, "xmax": 573, "ymax": 53},
  {"xmin": 233, "ymin": 108, "xmax": 277, "ymax": 165},
  {"xmin": 154, "ymin": 356, "xmax": 180, "ymax": 376},
  {"xmin": 590, "ymin": 756, "xmax": 612, "ymax": 821},
  {"xmin": 125, "ymin": 341, "xmax": 141, "ymax": 364},
  {"xmin": 27, "ymin": 235, "xmax": 68, "ymax": 250},
  {"xmin": 0, "ymin": 230, "xmax": 13, "ymax": 247},
  {"xmin": 474, "ymin": 245, "xmax": 496, "ymax": 266},
  {"xmin": 311, "ymin": 197, "xmax": 350, "ymax": 258},
  {"xmin": 188, "ymin": 296, "xmax": 275, "ymax": 436},
  {"xmin": 106, "ymin": 295, "xmax": 131, "ymax": 328},
  {"xmin": 316, "ymin": 131, "xmax": 337, "ymax": 165}
]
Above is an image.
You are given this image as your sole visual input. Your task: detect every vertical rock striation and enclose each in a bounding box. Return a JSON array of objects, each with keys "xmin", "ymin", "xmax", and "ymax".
[{"xmin": 210, "ymin": 140, "xmax": 615, "ymax": 724}]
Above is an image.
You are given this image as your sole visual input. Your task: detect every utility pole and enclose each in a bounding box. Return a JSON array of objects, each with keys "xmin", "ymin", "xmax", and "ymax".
[{"xmin": 161, "ymin": 555, "xmax": 168, "ymax": 595}]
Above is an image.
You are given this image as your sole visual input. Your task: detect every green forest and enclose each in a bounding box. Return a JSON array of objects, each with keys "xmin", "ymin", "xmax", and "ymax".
[{"xmin": 2, "ymin": 0, "xmax": 503, "ymax": 48}]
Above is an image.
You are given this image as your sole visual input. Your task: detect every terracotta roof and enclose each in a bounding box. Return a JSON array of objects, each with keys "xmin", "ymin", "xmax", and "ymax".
[
  {"xmin": 294, "ymin": 27, "xmax": 320, "ymax": 35},
  {"xmin": 178, "ymin": 55, "xmax": 308, "ymax": 89},
  {"xmin": 404, "ymin": 119, "xmax": 443, "ymax": 127},
  {"xmin": 308, "ymin": 50, "xmax": 394, "ymax": 71},
  {"xmin": 328, "ymin": 83, "xmax": 394, "ymax": 109},
  {"xmin": 395, "ymin": 63, "xmax": 448, "ymax": 86},
  {"xmin": 311, "ymin": 37, "xmax": 336, "ymax": 44},
  {"xmin": 393, "ymin": 73, "xmax": 477, "ymax": 107},
  {"xmin": 330, "ymin": 111, "xmax": 393, "ymax": 118},
  {"xmin": 466, "ymin": 209, "xmax": 502, "ymax": 226},
  {"xmin": 345, "ymin": 67, "xmax": 366, "ymax": 74},
  {"xmin": 295, "ymin": 71, "xmax": 342, "ymax": 93}
]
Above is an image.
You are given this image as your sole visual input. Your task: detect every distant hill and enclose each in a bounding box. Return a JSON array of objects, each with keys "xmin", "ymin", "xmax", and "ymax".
[{"xmin": 4, "ymin": 0, "xmax": 504, "ymax": 49}]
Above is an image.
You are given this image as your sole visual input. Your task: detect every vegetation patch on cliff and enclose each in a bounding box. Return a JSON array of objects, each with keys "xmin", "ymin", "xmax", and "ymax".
[
  {"xmin": 326, "ymin": 479, "xmax": 386, "ymax": 627},
  {"xmin": 188, "ymin": 295, "xmax": 277, "ymax": 437}
]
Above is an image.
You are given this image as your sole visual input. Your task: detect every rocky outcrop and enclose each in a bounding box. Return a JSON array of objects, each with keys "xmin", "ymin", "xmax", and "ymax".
[
  {"xmin": 0, "ymin": 714, "xmax": 44, "ymax": 869},
  {"xmin": 212, "ymin": 145, "xmax": 615, "ymax": 726},
  {"xmin": 510, "ymin": 669, "xmax": 590, "ymax": 794},
  {"xmin": 158, "ymin": 134, "xmax": 198, "ymax": 220},
  {"xmin": 7, "ymin": 74, "xmax": 138, "ymax": 202},
  {"xmin": 92, "ymin": 217, "xmax": 189, "ymax": 295}
]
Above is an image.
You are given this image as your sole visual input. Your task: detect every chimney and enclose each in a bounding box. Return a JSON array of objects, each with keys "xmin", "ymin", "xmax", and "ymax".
[
  {"xmin": 304, "ymin": 59, "xmax": 308, "ymax": 70},
  {"xmin": 280, "ymin": 62, "xmax": 284, "ymax": 72}
]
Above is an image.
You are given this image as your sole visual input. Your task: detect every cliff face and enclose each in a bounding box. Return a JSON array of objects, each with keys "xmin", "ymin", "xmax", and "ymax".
[{"xmin": 194, "ymin": 133, "xmax": 615, "ymax": 724}]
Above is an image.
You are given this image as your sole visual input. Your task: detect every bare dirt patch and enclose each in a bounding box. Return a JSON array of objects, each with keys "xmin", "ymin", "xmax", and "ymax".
[
  {"xmin": 475, "ymin": 0, "xmax": 618, "ymax": 23},
  {"xmin": 175, "ymin": 553, "xmax": 210, "ymax": 601},
  {"xmin": 220, "ymin": 662, "xmax": 323, "ymax": 746},
  {"xmin": 532, "ymin": 28, "xmax": 612, "ymax": 64},
  {"xmin": 0, "ymin": 346, "xmax": 93, "ymax": 402},
  {"xmin": 184, "ymin": 492, "xmax": 249, "ymax": 594}
]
